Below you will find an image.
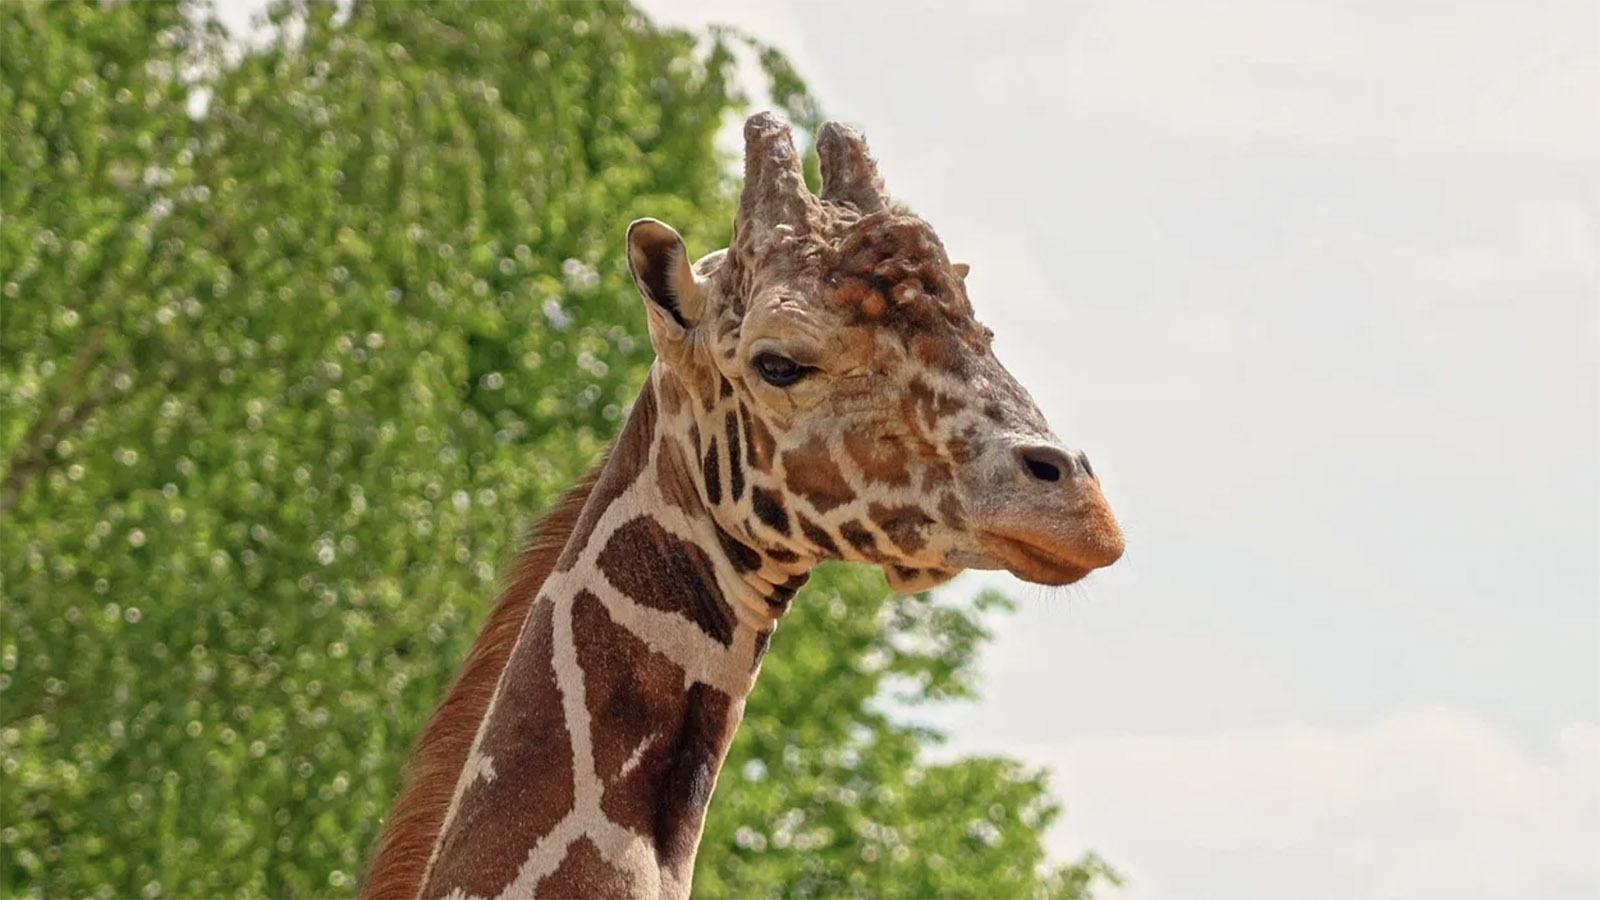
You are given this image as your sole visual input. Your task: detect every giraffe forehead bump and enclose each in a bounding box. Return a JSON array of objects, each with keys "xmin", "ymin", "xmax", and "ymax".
[{"xmin": 734, "ymin": 213, "xmax": 983, "ymax": 343}]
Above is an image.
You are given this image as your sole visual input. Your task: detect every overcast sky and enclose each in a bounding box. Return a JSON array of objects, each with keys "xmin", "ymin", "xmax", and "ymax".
[
  {"xmin": 217, "ymin": 2, "xmax": 1600, "ymax": 896},
  {"xmin": 629, "ymin": 2, "xmax": 1600, "ymax": 897}
]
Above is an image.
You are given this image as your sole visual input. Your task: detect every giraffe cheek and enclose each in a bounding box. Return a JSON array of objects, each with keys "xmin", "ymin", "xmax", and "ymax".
[{"xmin": 782, "ymin": 438, "xmax": 856, "ymax": 514}]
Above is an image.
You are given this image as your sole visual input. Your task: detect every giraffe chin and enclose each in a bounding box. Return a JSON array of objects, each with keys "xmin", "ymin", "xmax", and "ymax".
[{"xmin": 971, "ymin": 534, "xmax": 1096, "ymax": 587}]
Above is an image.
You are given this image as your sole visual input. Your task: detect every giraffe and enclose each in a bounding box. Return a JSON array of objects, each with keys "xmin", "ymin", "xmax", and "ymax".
[{"xmin": 361, "ymin": 112, "xmax": 1124, "ymax": 900}]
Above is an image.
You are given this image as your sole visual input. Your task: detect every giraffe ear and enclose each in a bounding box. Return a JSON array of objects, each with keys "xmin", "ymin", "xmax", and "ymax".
[
  {"xmin": 627, "ymin": 219, "xmax": 705, "ymax": 342},
  {"xmin": 952, "ymin": 262, "xmax": 971, "ymax": 280}
]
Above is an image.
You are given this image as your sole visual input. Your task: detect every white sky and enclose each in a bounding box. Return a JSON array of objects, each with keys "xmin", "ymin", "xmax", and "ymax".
[
  {"xmin": 631, "ymin": 2, "xmax": 1600, "ymax": 897},
  {"xmin": 219, "ymin": 1, "xmax": 1600, "ymax": 896}
]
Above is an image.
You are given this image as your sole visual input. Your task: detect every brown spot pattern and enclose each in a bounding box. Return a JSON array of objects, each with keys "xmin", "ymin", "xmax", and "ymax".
[
  {"xmin": 373, "ymin": 465, "xmax": 605, "ymax": 900},
  {"xmin": 868, "ymin": 502, "xmax": 935, "ymax": 555},
  {"xmin": 950, "ymin": 424, "xmax": 983, "ymax": 464},
  {"xmin": 797, "ymin": 513, "xmax": 841, "ymax": 558},
  {"xmin": 843, "ymin": 431, "xmax": 911, "ymax": 487},
  {"xmin": 656, "ymin": 682, "xmax": 733, "ymax": 871},
  {"xmin": 903, "ymin": 376, "xmax": 965, "ymax": 434},
  {"xmin": 838, "ymin": 519, "xmax": 888, "ymax": 562},
  {"xmin": 695, "ymin": 376, "xmax": 717, "ymax": 412},
  {"xmin": 658, "ymin": 373, "xmax": 687, "ymax": 417},
  {"xmin": 424, "ymin": 598, "xmax": 574, "ymax": 898},
  {"xmin": 712, "ymin": 520, "xmax": 763, "ymax": 574},
  {"xmin": 558, "ymin": 387, "xmax": 657, "ymax": 572},
  {"xmin": 766, "ymin": 573, "xmax": 809, "ymax": 613},
  {"xmin": 656, "ymin": 437, "xmax": 700, "ymax": 514},
  {"xmin": 937, "ymin": 492, "xmax": 967, "ymax": 530},
  {"xmin": 702, "ymin": 443, "xmax": 722, "ymax": 506},
  {"xmin": 598, "ymin": 517, "xmax": 734, "ymax": 646},
  {"xmin": 750, "ymin": 486, "xmax": 789, "ymax": 535},
  {"xmin": 724, "ymin": 411, "xmax": 745, "ymax": 502},
  {"xmin": 783, "ymin": 437, "xmax": 856, "ymax": 513},
  {"xmin": 533, "ymin": 836, "xmax": 634, "ymax": 899},
  {"xmin": 752, "ymin": 630, "xmax": 772, "ymax": 671},
  {"xmin": 766, "ymin": 546, "xmax": 800, "ymax": 564},
  {"xmin": 572, "ymin": 590, "xmax": 691, "ymax": 841}
]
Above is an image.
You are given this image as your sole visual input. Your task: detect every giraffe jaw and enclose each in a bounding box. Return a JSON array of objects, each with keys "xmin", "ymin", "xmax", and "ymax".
[{"xmin": 958, "ymin": 533, "xmax": 1100, "ymax": 587}]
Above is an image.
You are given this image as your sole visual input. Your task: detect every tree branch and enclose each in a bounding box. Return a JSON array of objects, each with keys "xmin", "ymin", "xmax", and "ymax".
[{"xmin": 0, "ymin": 324, "xmax": 114, "ymax": 517}]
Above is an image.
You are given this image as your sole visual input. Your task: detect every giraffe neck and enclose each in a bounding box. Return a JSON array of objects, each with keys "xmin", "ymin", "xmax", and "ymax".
[{"xmin": 416, "ymin": 364, "xmax": 802, "ymax": 900}]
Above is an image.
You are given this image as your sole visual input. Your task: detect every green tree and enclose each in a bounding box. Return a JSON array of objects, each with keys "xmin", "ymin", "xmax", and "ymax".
[{"xmin": 0, "ymin": 3, "xmax": 1117, "ymax": 898}]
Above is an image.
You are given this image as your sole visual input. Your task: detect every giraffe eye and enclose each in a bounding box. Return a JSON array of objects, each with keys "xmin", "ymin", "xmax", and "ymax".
[{"xmin": 752, "ymin": 352, "xmax": 808, "ymax": 387}]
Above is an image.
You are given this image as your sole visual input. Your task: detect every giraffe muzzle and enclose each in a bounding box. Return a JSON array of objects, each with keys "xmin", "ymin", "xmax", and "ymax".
[{"xmin": 957, "ymin": 446, "xmax": 1125, "ymax": 585}]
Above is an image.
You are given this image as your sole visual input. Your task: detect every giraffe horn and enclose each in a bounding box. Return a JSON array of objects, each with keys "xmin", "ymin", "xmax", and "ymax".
[
  {"xmin": 736, "ymin": 112, "xmax": 818, "ymax": 248},
  {"xmin": 816, "ymin": 121, "xmax": 888, "ymax": 214}
]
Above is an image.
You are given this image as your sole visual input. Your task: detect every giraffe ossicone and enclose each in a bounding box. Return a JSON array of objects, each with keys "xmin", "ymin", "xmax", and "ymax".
[{"xmin": 362, "ymin": 111, "xmax": 1124, "ymax": 900}]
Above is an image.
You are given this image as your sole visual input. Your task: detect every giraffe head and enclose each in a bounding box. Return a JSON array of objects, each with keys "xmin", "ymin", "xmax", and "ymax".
[{"xmin": 626, "ymin": 113, "xmax": 1122, "ymax": 595}]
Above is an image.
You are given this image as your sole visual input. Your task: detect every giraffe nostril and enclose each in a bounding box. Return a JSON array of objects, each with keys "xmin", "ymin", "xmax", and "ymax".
[
  {"xmin": 1023, "ymin": 456, "xmax": 1061, "ymax": 482},
  {"xmin": 1019, "ymin": 448, "xmax": 1064, "ymax": 483},
  {"xmin": 1017, "ymin": 445, "xmax": 1091, "ymax": 484}
]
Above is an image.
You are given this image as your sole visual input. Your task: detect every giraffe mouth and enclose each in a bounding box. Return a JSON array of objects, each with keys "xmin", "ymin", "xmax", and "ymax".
[{"xmin": 973, "ymin": 533, "xmax": 1094, "ymax": 587}]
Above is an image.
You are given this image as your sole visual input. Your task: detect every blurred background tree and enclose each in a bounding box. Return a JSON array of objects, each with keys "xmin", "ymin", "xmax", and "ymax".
[{"xmin": 0, "ymin": 2, "xmax": 1116, "ymax": 897}]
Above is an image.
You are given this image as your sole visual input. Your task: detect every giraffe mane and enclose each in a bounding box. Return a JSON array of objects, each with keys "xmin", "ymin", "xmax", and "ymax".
[{"xmin": 360, "ymin": 455, "xmax": 609, "ymax": 900}]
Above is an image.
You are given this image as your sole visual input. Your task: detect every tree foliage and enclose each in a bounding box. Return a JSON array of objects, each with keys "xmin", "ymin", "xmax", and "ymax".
[{"xmin": 0, "ymin": 2, "xmax": 1116, "ymax": 897}]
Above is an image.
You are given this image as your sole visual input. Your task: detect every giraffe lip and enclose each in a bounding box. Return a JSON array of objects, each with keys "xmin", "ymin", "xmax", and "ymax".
[{"xmin": 975, "ymin": 533, "xmax": 1093, "ymax": 586}]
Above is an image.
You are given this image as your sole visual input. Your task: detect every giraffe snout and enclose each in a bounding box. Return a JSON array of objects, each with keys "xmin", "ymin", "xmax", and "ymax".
[{"xmin": 964, "ymin": 441, "xmax": 1124, "ymax": 585}]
